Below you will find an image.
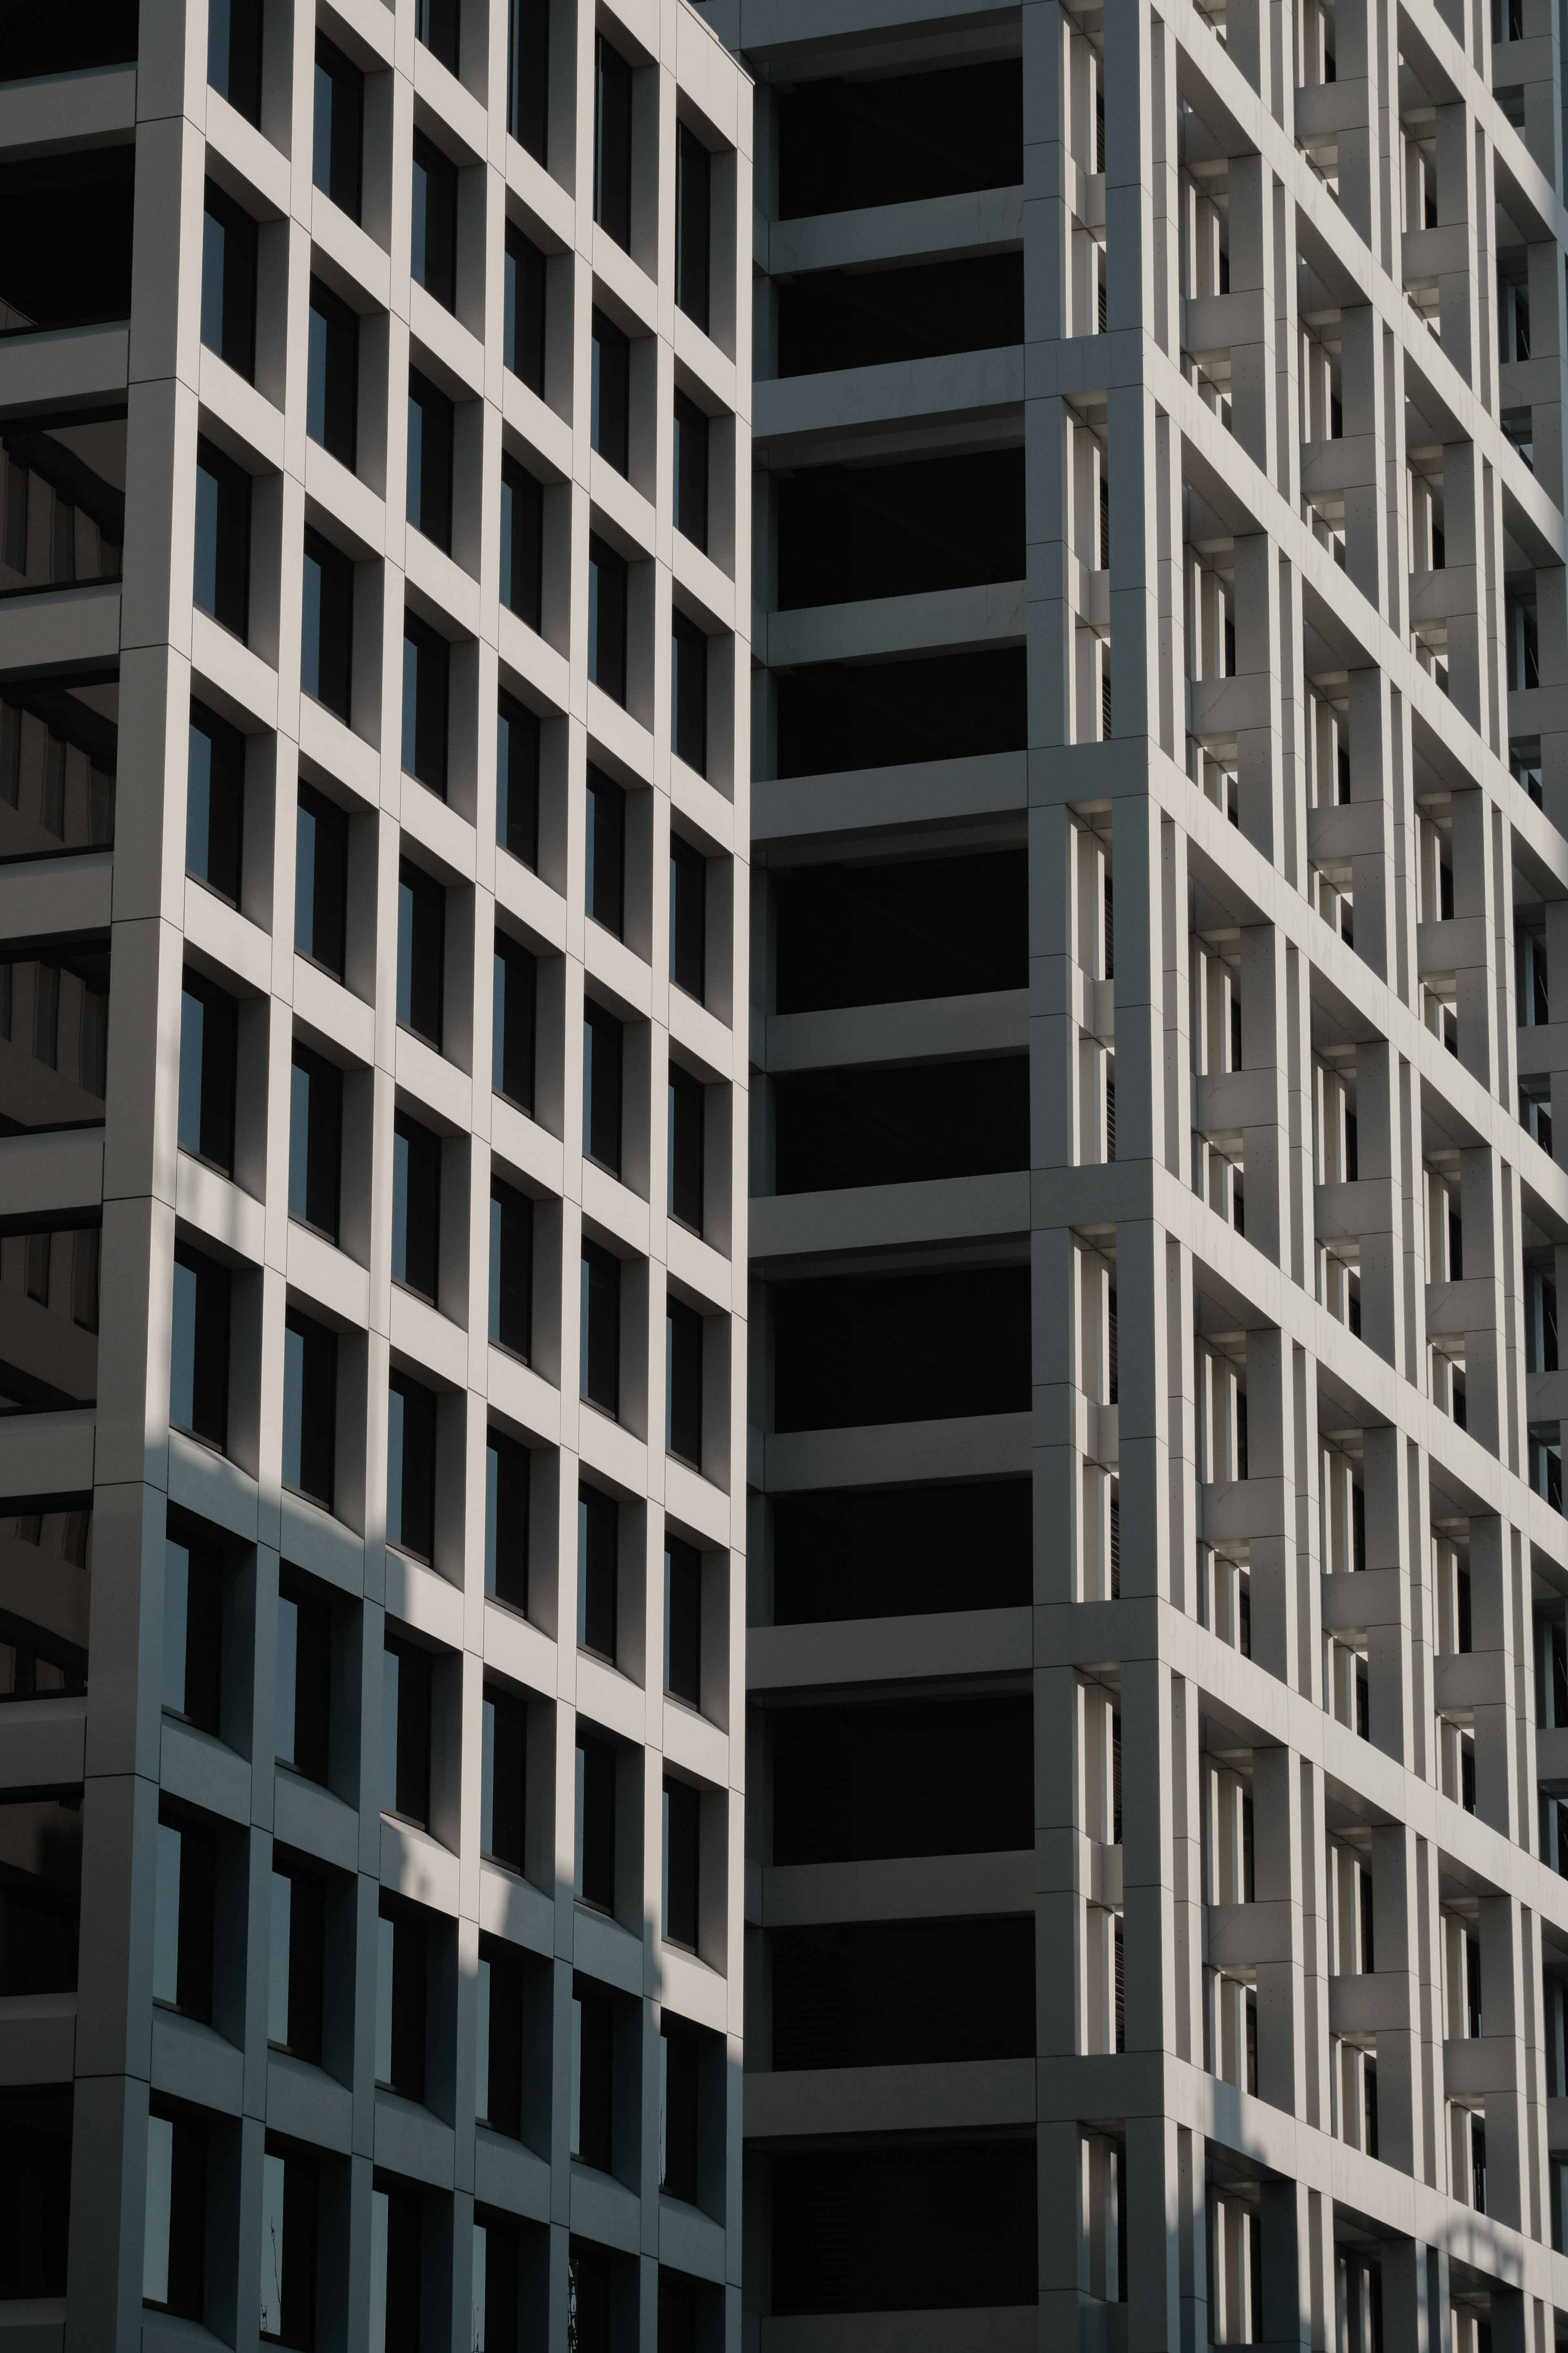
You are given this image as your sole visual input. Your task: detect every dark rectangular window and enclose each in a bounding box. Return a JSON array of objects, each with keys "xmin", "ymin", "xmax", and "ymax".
[
  {"xmin": 301, "ymin": 529, "xmax": 353, "ymax": 718},
  {"xmin": 0, "ymin": 1503, "xmax": 91, "ymax": 1703},
  {"xmin": 193, "ymin": 437, "xmax": 250, "ymax": 641},
  {"xmin": 415, "ymin": 0, "xmax": 459, "ymax": 72},
  {"xmin": 482, "ymin": 1684, "xmax": 527, "ymax": 1869},
  {"xmin": 575, "ymin": 1734, "xmax": 616, "ymax": 1909},
  {"xmin": 144, "ymin": 2101, "xmax": 207, "ymax": 2317},
  {"xmin": 673, "ymin": 392, "xmax": 708, "ymax": 551},
  {"xmin": 675, "ymin": 126, "xmax": 711, "ymax": 334},
  {"xmin": 376, "ymin": 1902, "xmax": 427, "ymax": 2099},
  {"xmin": 477, "ymin": 1954, "xmax": 526, "ymax": 2139},
  {"xmin": 578, "ymin": 1483, "xmax": 617, "ymax": 1659},
  {"xmin": 282, "ymin": 1309, "xmax": 336, "ymax": 1509},
  {"xmin": 289, "ymin": 1045, "xmax": 342, "ymax": 1240},
  {"xmin": 153, "ymin": 1806, "xmax": 216, "ymax": 2018},
  {"xmin": 276, "ymin": 1572, "xmax": 331, "ymax": 1782},
  {"xmin": 493, "ymin": 931, "xmax": 536, "ymax": 1111},
  {"xmin": 163, "ymin": 1533, "xmax": 223, "ymax": 1733},
  {"xmin": 490, "ymin": 1179, "xmax": 533, "ymax": 1359},
  {"xmin": 306, "ymin": 276, "xmax": 359, "ymax": 468},
  {"xmin": 582, "ymin": 998, "xmax": 622, "ymax": 1174},
  {"xmin": 386, "ymin": 1375, "xmax": 437, "ymax": 1561},
  {"xmin": 669, "ymin": 834, "xmax": 706, "ymax": 1001},
  {"xmin": 0, "ymin": 1793, "xmax": 81, "ymax": 1994},
  {"xmin": 178, "ymin": 968, "xmax": 237, "ymax": 1174},
  {"xmin": 659, "ymin": 2040, "xmax": 699, "ymax": 2202},
  {"xmin": 402, "ymin": 613, "xmax": 450, "ymax": 794},
  {"xmin": 0, "ymin": 150, "xmax": 136, "ymax": 335},
  {"xmin": 392, "ymin": 1111, "xmax": 441, "ymax": 1300},
  {"xmin": 671, "ymin": 611, "xmax": 706, "ymax": 775},
  {"xmin": 587, "ymin": 536, "xmax": 628, "ymax": 704},
  {"xmin": 662, "ymin": 1776, "xmax": 699, "ymax": 1948},
  {"xmin": 668, "ymin": 1066, "xmax": 704, "ymax": 1233},
  {"xmin": 501, "ymin": 456, "xmax": 543, "ymax": 629},
  {"xmin": 772, "ymin": 1479, "xmax": 1032, "ymax": 1621},
  {"xmin": 580, "ymin": 1243, "xmax": 620, "ymax": 1417},
  {"xmin": 186, "ymin": 699, "xmax": 244, "ymax": 903},
  {"xmin": 504, "ymin": 225, "xmax": 547, "ymax": 393},
  {"xmin": 664, "ymin": 1536, "xmax": 701, "ymax": 1706},
  {"xmin": 585, "ymin": 765, "xmax": 625, "ymax": 935},
  {"xmin": 0, "ymin": 2088, "xmax": 71, "ymax": 2299},
  {"xmin": 0, "ymin": 939, "xmax": 109, "ymax": 1133},
  {"xmin": 200, "ymin": 180, "xmax": 258, "ymax": 381},
  {"xmin": 485, "ymin": 1429, "xmax": 530, "ymax": 1613},
  {"xmin": 267, "ymin": 1862, "xmax": 325, "ymax": 2062},
  {"xmin": 406, "ymin": 369, "xmax": 454, "ymax": 552},
  {"xmin": 396, "ymin": 859, "xmax": 444, "ymax": 1045},
  {"xmin": 313, "ymin": 35, "xmax": 363, "ymax": 220},
  {"xmin": 208, "ymin": 0, "xmax": 263, "ymax": 122},
  {"xmin": 507, "ymin": 0, "xmax": 549, "ymax": 161},
  {"xmin": 382, "ymin": 1639, "xmax": 432, "ymax": 1825},
  {"xmin": 497, "ymin": 691, "xmax": 539, "ymax": 869},
  {"xmin": 590, "ymin": 309, "xmax": 630, "ymax": 475},
  {"xmin": 258, "ymin": 2141, "xmax": 320, "ymax": 2350},
  {"xmin": 666, "ymin": 1299, "xmax": 703, "ymax": 1468},
  {"xmin": 411, "ymin": 132, "xmax": 457, "ymax": 312},
  {"xmin": 593, "ymin": 36, "xmax": 633, "ymax": 250},
  {"xmin": 170, "ymin": 1246, "xmax": 230, "ymax": 1450},
  {"xmin": 571, "ymin": 1977, "xmax": 615, "ymax": 2163},
  {"xmin": 294, "ymin": 783, "xmax": 348, "ymax": 976}
]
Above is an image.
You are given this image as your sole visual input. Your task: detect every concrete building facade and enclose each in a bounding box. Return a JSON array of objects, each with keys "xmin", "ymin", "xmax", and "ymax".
[
  {"xmin": 715, "ymin": 0, "xmax": 1568, "ymax": 2346},
  {"xmin": 0, "ymin": 1, "xmax": 750, "ymax": 2349}
]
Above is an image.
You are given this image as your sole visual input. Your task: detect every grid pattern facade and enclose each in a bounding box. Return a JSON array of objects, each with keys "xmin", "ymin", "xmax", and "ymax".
[
  {"xmin": 722, "ymin": 0, "xmax": 1568, "ymax": 2345},
  {"xmin": 0, "ymin": 1, "xmax": 750, "ymax": 2348}
]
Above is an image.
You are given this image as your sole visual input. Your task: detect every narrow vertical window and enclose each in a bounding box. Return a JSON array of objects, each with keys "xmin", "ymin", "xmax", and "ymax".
[
  {"xmin": 313, "ymin": 35, "xmax": 364, "ymax": 220},
  {"xmin": 507, "ymin": 0, "xmax": 549, "ymax": 161},
  {"xmin": 668, "ymin": 1064, "xmax": 704, "ymax": 1233},
  {"xmin": 289, "ymin": 1043, "xmax": 343, "ymax": 1239},
  {"xmin": 406, "ymin": 370, "xmax": 454, "ymax": 553},
  {"xmin": 665, "ymin": 1297, "xmax": 703, "ymax": 1467},
  {"xmin": 186, "ymin": 700, "xmax": 245, "ymax": 903},
  {"xmin": 294, "ymin": 783, "xmax": 349, "ymax": 977},
  {"xmin": 584, "ymin": 766, "xmax": 625, "ymax": 936},
  {"xmin": 579, "ymin": 1243, "xmax": 621, "ymax": 1416},
  {"xmin": 170, "ymin": 1246, "xmax": 230, "ymax": 1450},
  {"xmin": 415, "ymin": 0, "xmax": 459, "ymax": 73},
  {"xmin": 593, "ymin": 36, "xmax": 633, "ymax": 250},
  {"xmin": 590, "ymin": 310, "xmax": 630, "ymax": 475},
  {"xmin": 402, "ymin": 613, "xmax": 450, "ymax": 794},
  {"xmin": 385, "ymin": 1377, "xmax": 437, "ymax": 1561},
  {"xmin": 671, "ymin": 609, "xmax": 707, "ymax": 776},
  {"xmin": 669, "ymin": 833, "xmax": 706, "ymax": 1001},
  {"xmin": 396, "ymin": 861, "xmax": 445, "ymax": 1045},
  {"xmin": 207, "ymin": 0, "xmax": 263, "ymax": 124},
  {"xmin": 282, "ymin": 1309, "xmax": 337, "ymax": 1509},
  {"xmin": 410, "ymin": 132, "xmax": 458, "ymax": 312},
  {"xmin": 587, "ymin": 536, "xmax": 628, "ymax": 704},
  {"xmin": 582, "ymin": 999, "xmax": 623, "ymax": 1174},
  {"xmin": 489, "ymin": 1178, "xmax": 533, "ymax": 1360},
  {"xmin": 675, "ymin": 125, "xmax": 711, "ymax": 333},
  {"xmin": 200, "ymin": 181, "xmax": 258, "ymax": 381},
  {"xmin": 178, "ymin": 970, "xmax": 238, "ymax": 1174},
  {"xmin": 193, "ymin": 439, "xmax": 251, "ymax": 642},
  {"xmin": 664, "ymin": 1536, "xmax": 701, "ymax": 1706},
  {"xmin": 306, "ymin": 275, "xmax": 359, "ymax": 468},
  {"xmin": 485, "ymin": 1429, "xmax": 530, "ymax": 1612},
  {"xmin": 673, "ymin": 391, "xmax": 709, "ymax": 551},
  {"xmin": 501, "ymin": 456, "xmax": 544, "ymax": 630},
  {"xmin": 493, "ymin": 931, "xmax": 537, "ymax": 1111},
  {"xmin": 503, "ymin": 225, "xmax": 547, "ymax": 394},
  {"xmin": 301, "ymin": 529, "xmax": 353, "ymax": 718},
  {"xmin": 496, "ymin": 691, "xmax": 540, "ymax": 869}
]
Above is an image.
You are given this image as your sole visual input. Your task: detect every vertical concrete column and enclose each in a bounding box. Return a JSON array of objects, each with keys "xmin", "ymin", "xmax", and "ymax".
[
  {"xmin": 1459, "ymin": 1142, "xmax": 1508, "ymax": 1451},
  {"xmin": 1232, "ymin": 535, "xmax": 1287, "ymax": 859},
  {"xmin": 1252, "ymin": 1745, "xmax": 1306, "ymax": 2112},
  {"xmin": 1032, "ymin": 801, "xmax": 1082, "ymax": 1171},
  {"xmin": 1227, "ymin": 157, "xmax": 1278, "ymax": 481},
  {"xmin": 1441, "ymin": 446, "xmax": 1500, "ymax": 749},
  {"xmin": 1114, "ymin": 795, "xmax": 1164, "ymax": 1167},
  {"xmin": 1035, "ymin": 1225, "xmax": 1086, "ymax": 1604},
  {"xmin": 1478, "ymin": 1894, "xmax": 1532, "ymax": 2230},
  {"xmin": 1171, "ymin": 1672, "xmax": 1204, "ymax": 2063},
  {"xmin": 1107, "ymin": 383, "xmax": 1167, "ymax": 748},
  {"xmin": 1024, "ymin": 0, "xmax": 1072, "ymax": 343},
  {"xmin": 1038, "ymin": 1664, "xmax": 1088, "ymax": 2055},
  {"xmin": 1245, "ymin": 1329, "xmax": 1299, "ymax": 1685},
  {"xmin": 1363, "ymin": 1428, "xmax": 1414, "ymax": 1762},
  {"xmin": 1434, "ymin": 103, "xmax": 1484, "ymax": 388},
  {"xmin": 1338, "ymin": 310, "xmax": 1390, "ymax": 612},
  {"xmin": 1127, "ymin": 2114, "xmax": 1183, "ymax": 2353},
  {"xmin": 1121, "ymin": 1655, "xmax": 1178, "ymax": 2061},
  {"xmin": 1299, "ymin": 1759, "xmax": 1332, "ymax": 2128},
  {"xmin": 1161, "ymin": 819, "xmax": 1192, "ymax": 1184},
  {"xmin": 1177, "ymin": 2125, "xmax": 1209, "ymax": 2353},
  {"xmin": 1028, "ymin": 395, "xmax": 1076, "ymax": 749},
  {"xmin": 1038, "ymin": 2116, "xmax": 1093, "ymax": 2340},
  {"xmin": 1118, "ymin": 1222, "xmax": 1171, "ymax": 1599},
  {"xmin": 1355, "ymin": 1041, "xmax": 1407, "ymax": 1375},
  {"xmin": 1517, "ymin": 1902, "xmax": 1551, "ymax": 2244},
  {"xmin": 1259, "ymin": 2177, "xmax": 1313, "ymax": 2353},
  {"xmin": 1102, "ymin": 0, "xmax": 1156, "ymax": 339},
  {"xmin": 1335, "ymin": 0, "xmax": 1398, "ymax": 269},
  {"xmin": 1370, "ymin": 1824, "xmax": 1425, "ymax": 2175},
  {"xmin": 1167, "ymin": 1238, "xmax": 1199, "ymax": 1615},
  {"xmin": 1347, "ymin": 668, "xmax": 1399, "ymax": 990},
  {"xmin": 1524, "ymin": 232, "xmax": 1568, "ymax": 518},
  {"xmin": 1406, "ymin": 1444, "xmax": 1439, "ymax": 1788},
  {"xmin": 1240, "ymin": 921, "xmax": 1290, "ymax": 1264},
  {"xmin": 1468, "ymin": 1515, "xmax": 1520, "ymax": 1839},
  {"xmin": 1450, "ymin": 784, "xmax": 1501, "ymax": 1089},
  {"xmin": 1155, "ymin": 406, "xmax": 1187, "ymax": 759},
  {"xmin": 1149, "ymin": 16, "xmax": 1180, "ymax": 358}
]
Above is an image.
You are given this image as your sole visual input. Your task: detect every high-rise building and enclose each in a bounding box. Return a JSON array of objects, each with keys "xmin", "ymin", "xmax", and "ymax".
[
  {"xmin": 0, "ymin": 1, "xmax": 750, "ymax": 2346},
  {"xmin": 719, "ymin": 0, "xmax": 1568, "ymax": 2344}
]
